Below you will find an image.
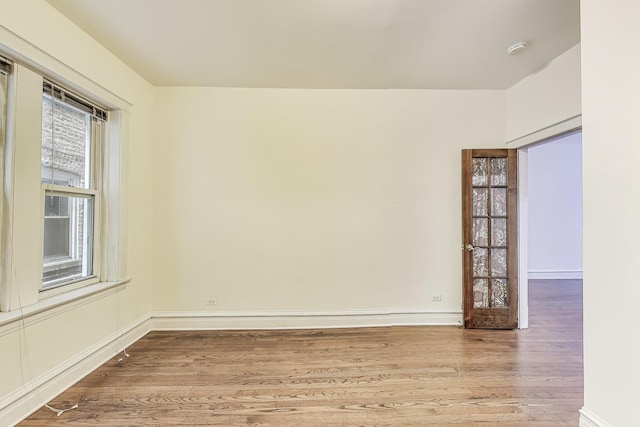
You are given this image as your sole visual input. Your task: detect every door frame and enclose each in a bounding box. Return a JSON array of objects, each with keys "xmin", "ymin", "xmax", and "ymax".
[
  {"xmin": 507, "ymin": 116, "xmax": 582, "ymax": 329},
  {"xmin": 517, "ymin": 148, "xmax": 530, "ymax": 329}
]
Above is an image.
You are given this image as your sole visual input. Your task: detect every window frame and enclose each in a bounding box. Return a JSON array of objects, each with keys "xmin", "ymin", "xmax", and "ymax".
[
  {"xmin": 40, "ymin": 84, "xmax": 105, "ymax": 294},
  {"xmin": 40, "ymin": 187, "xmax": 100, "ymax": 293},
  {"xmin": 0, "ymin": 55, "xmax": 129, "ymax": 313}
]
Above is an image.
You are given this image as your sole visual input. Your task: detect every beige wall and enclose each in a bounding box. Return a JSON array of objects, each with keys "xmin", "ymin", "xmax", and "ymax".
[
  {"xmin": 581, "ymin": 1, "xmax": 640, "ymax": 426},
  {"xmin": 506, "ymin": 44, "xmax": 581, "ymax": 143},
  {"xmin": 152, "ymin": 88, "xmax": 505, "ymax": 316},
  {"xmin": 0, "ymin": 0, "xmax": 155, "ymax": 418}
]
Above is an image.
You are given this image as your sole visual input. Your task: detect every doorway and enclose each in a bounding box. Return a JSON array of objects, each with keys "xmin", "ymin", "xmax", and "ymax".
[{"xmin": 518, "ymin": 130, "xmax": 583, "ymax": 328}]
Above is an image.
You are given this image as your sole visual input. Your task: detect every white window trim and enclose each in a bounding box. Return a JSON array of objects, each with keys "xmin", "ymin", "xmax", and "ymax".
[{"xmin": 0, "ymin": 43, "xmax": 129, "ymax": 314}]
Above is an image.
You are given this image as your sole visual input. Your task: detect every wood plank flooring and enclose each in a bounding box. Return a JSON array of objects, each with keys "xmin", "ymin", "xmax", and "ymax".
[{"xmin": 20, "ymin": 280, "xmax": 583, "ymax": 426}]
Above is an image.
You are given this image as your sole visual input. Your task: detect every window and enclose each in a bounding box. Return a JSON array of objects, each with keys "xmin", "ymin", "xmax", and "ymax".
[
  {"xmin": 41, "ymin": 81, "xmax": 107, "ymax": 290},
  {"xmin": 0, "ymin": 59, "xmax": 126, "ymax": 312}
]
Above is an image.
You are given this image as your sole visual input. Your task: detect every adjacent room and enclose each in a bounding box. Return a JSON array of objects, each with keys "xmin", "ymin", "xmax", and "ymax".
[{"xmin": 0, "ymin": 1, "xmax": 637, "ymax": 426}]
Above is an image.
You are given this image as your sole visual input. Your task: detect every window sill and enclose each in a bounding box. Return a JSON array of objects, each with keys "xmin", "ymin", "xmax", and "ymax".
[{"xmin": 0, "ymin": 279, "xmax": 130, "ymax": 333}]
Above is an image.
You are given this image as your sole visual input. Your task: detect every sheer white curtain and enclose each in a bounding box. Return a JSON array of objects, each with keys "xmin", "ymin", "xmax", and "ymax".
[
  {"xmin": 0, "ymin": 67, "xmax": 6, "ymax": 310},
  {"xmin": 0, "ymin": 72, "xmax": 6, "ymax": 148}
]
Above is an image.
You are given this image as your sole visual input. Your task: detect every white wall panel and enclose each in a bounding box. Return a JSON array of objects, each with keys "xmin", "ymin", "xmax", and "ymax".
[{"xmin": 581, "ymin": 1, "xmax": 640, "ymax": 425}]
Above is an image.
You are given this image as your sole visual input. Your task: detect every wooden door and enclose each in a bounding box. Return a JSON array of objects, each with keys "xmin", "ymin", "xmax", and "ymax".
[{"xmin": 462, "ymin": 149, "xmax": 518, "ymax": 329}]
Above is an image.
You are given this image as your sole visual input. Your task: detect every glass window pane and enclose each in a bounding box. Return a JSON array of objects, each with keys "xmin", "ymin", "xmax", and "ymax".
[
  {"xmin": 43, "ymin": 194, "xmax": 94, "ymax": 288},
  {"xmin": 491, "ymin": 188, "xmax": 507, "ymax": 216},
  {"xmin": 491, "ymin": 218, "xmax": 507, "ymax": 247},
  {"xmin": 492, "ymin": 279, "xmax": 509, "ymax": 308},
  {"xmin": 472, "ymin": 188, "xmax": 488, "ymax": 216},
  {"xmin": 472, "ymin": 158, "xmax": 488, "ymax": 186},
  {"xmin": 473, "ymin": 248, "xmax": 489, "ymax": 277},
  {"xmin": 490, "ymin": 158, "xmax": 508, "ymax": 186},
  {"xmin": 473, "ymin": 278, "xmax": 489, "ymax": 308},
  {"xmin": 43, "ymin": 217, "xmax": 69, "ymax": 258},
  {"xmin": 41, "ymin": 94, "xmax": 92, "ymax": 189},
  {"xmin": 44, "ymin": 194, "xmax": 70, "ymax": 217},
  {"xmin": 491, "ymin": 248, "xmax": 507, "ymax": 277},
  {"xmin": 472, "ymin": 218, "xmax": 488, "ymax": 247}
]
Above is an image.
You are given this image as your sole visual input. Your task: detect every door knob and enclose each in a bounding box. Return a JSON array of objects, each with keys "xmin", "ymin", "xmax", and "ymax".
[{"xmin": 465, "ymin": 244, "xmax": 474, "ymax": 251}]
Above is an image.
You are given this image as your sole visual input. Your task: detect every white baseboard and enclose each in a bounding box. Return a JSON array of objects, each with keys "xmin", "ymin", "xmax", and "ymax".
[
  {"xmin": 0, "ymin": 314, "xmax": 152, "ymax": 427},
  {"xmin": 152, "ymin": 308, "xmax": 463, "ymax": 330},
  {"xmin": 579, "ymin": 407, "xmax": 613, "ymax": 427},
  {"xmin": 528, "ymin": 269, "xmax": 583, "ymax": 280}
]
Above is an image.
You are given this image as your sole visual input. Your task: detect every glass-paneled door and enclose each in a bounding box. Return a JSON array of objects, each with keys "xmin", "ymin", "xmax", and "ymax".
[{"xmin": 462, "ymin": 149, "xmax": 518, "ymax": 329}]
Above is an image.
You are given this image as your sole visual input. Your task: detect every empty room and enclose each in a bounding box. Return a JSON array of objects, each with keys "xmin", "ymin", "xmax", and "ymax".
[{"xmin": 0, "ymin": 1, "xmax": 636, "ymax": 426}]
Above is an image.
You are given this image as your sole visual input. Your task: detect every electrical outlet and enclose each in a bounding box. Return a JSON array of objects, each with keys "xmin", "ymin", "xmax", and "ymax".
[
  {"xmin": 432, "ymin": 295, "xmax": 442, "ymax": 302},
  {"xmin": 206, "ymin": 298, "xmax": 217, "ymax": 306}
]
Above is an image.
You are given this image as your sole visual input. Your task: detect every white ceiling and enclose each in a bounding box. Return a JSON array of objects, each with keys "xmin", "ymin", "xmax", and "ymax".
[{"xmin": 46, "ymin": 0, "xmax": 580, "ymax": 90}]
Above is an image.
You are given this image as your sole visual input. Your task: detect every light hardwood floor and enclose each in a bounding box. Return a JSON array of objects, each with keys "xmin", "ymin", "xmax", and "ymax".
[{"xmin": 20, "ymin": 280, "xmax": 583, "ymax": 426}]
